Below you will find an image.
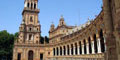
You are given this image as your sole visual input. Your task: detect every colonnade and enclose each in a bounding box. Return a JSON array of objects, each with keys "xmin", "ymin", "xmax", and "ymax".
[
  {"xmin": 24, "ymin": 1, "xmax": 38, "ymax": 9},
  {"xmin": 53, "ymin": 29, "xmax": 106, "ymax": 56}
]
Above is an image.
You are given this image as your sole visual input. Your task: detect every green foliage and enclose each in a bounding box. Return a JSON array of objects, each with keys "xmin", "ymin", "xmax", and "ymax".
[{"xmin": 0, "ymin": 30, "xmax": 17, "ymax": 60}]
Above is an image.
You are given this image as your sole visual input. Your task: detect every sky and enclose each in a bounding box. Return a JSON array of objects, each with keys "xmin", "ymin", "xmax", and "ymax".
[{"xmin": 0, "ymin": 0, "xmax": 102, "ymax": 37}]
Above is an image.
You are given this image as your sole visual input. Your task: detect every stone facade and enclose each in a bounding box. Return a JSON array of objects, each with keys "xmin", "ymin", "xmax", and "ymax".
[{"xmin": 13, "ymin": 0, "xmax": 120, "ymax": 60}]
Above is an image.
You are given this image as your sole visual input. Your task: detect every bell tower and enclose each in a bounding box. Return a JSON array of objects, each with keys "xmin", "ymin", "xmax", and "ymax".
[{"xmin": 18, "ymin": 0, "xmax": 41, "ymax": 44}]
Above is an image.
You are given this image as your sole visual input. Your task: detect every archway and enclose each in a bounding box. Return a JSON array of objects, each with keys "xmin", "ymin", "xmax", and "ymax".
[
  {"xmin": 94, "ymin": 34, "xmax": 98, "ymax": 53},
  {"xmin": 28, "ymin": 50, "xmax": 34, "ymax": 60},
  {"xmin": 99, "ymin": 29, "xmax": 105, "ymax": 52}
]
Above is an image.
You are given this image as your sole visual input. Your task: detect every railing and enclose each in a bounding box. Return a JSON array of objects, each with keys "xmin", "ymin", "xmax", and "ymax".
[{"xmin": 47, "ymin": 53, "xmax": 104, "ymax": 60}]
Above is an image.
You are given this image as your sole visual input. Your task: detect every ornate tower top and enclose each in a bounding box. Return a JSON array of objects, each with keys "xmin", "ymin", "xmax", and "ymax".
[
  {"xmin": 17, "ymin": 0, "xmax": 41, "ymax": 44},
  {"xmin": 50, "ymin": 21, "xmax": 55, "ymax": 32},
  {"xmin": 59, "ymin": 15, "xmax": 66, "ymax": 26}
]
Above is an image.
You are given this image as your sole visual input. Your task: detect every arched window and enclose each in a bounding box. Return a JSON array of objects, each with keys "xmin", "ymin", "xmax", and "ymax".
[
  {"xmin": 100, "ymin": 29, "xmax": 105, "ymax": 52},
  {"xmin": 53, "ymin": 48, "xmax": 55, "ymax": 56},
  {"xmin": 60, "ymin": 47, "xmax": 62, "ymax": 55},
  {"xmin": 84, "ymin": 40, "xmax": 87, "ymax": 54},
  {"xmin": 94, "ymin": 34, "xmax": 98, "ymax": 53},
  {"xmin": 27, "ymin": 3, "xmax": 29, "ymax": 8},
  {"xmin": 29, "ymin": 34, "xmax": 32, "ymax": 40},
  {"xmin": 17, "ymin": 53, "xmax": 21, "ymax": 60},
  {"xmin": 31, "ymin": 3, "xmax": 33, "ymax": 9},
  {"xmin": 30, "ymin": 16, "xmax": 33, "ymax": 22},
  {"xmin": 28, "ymin": 50, "xmax": 34, "ymax": 60},
  {"xmin": 34, "ymin": 4, "xmax": 36, "ymax": 9},
  {"xmin": 88, "ymin": 37, "xmax": 92, "ymax": 54},
  {"xmin": 79, "ymin": 41, "xmax": 82, "ymax": 54},
  {"xmin": 29, "ymin": 28, "xmax": 32, "ymax": 31},
  {"xmin": 71, "ymin": 44, "xmax": 73, "ymax": 55},
  {"xmin": 75, "ymin": 43, "xmax": 78, "ymax": 55}
]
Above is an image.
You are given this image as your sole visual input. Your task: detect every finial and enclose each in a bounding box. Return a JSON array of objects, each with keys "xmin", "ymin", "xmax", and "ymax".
[
  {"xmin": 61, "ymin": 15, "xmax": 63, "ymax": 18},
  {"xmin": 88, "ymin": 17, "xmax": 90, "ymax": 22}
]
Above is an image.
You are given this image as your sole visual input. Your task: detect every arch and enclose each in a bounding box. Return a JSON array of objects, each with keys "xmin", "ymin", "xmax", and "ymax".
[
  {"xmin": 75, "ymin": 43, "xmax": 78, "ymax": 55},
  {"xmin": 17, "ymin": 53, "xmax": 21, "ymax": 60},
  {"xmin": 53, "ymin": 48, "xmax": 55, "ymax": 56},
  {"xmin": 60, "ymin": 47, "xmax": 62, "ymax": 55},
  {"xmin": 94, "ymin": 34, "xmax": 98, "ymax": 53},
  {"xmin": 28, "ymin": 50, "xmax": 34, "ymax": 60},
  {"xmin": 88, "ymin": 37, "xmax": 92, "ymax": 54},
  {"xmin": 31, "ymin": 3, "xmax": 33, "ymax": 9},
  {"xmin": 79, "ymin": 41, "xmax": 82, "ymax": 54},
  {"xmin": 34, "ymin": 3, "xmax": 36, "ymax": 9},
  {"xmin": 99, "ymin": 29, "xmax": 105, "ymax": 52},
  {"xmin": 71, "ymin": 44, "xmax": 73, "ymax": 55},
  {"xmin": 27, "ymin": 2, "xmax": 29, "ymax": 8},
  {"xmin": 84, "ymin": 40, "xmax": 87, "ymax": 54}
]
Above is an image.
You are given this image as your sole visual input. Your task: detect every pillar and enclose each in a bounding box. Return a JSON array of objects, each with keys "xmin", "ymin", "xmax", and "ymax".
[
  {"xmin": 73, "ymin": 45, "xmax": 76, "ymax": 55},
  {"xmin": 97, "ymin": 38, "xmax": 101, "ymax": 53},
  {"xmin": 82, "ymin": 44, "xmax": 84, "ymax": 54},
  {"xmin": 78, "ymin": 45, "xmax": 80, "ymax": 55},
  {"xmin": 69, "ymin": 45, "xmax": 71, "ymax": 55},
  {"xmin": 86, "ymin": 43, "xmax": 89, "ymax": 54},
  {"xmin": 55, "ymin": 48, "xmax": 57, "ymax": 56},
  {"xmin": 92, "ymin": 41, "xmax": 95, "ymax": 54},
  {"xmin": 62, "ymin": 46, "xmax": 64, "ymax": 56}
]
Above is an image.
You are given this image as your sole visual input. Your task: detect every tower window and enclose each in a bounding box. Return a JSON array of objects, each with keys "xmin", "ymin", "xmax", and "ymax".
[
  {"xmin": 27, "ymin": 3, "xmax": 29, "ymax": 8},
  {"xmin": 29, "ymin": 34, "xmax": 32, "ymax": 40},
  {"xmin": 29, "ymin": 28, "xmax": 32, "ymax": 31},
  {"xmin": 34, "ymin": 4, "xmax": 36, "ymax": 9},
  {"xmin": 30, "ymin": 16, "xmax": 33, "ymax": 22},
  {"xmin": 31, "ymin": 3, "xmax": 33, "ymax": 9}
]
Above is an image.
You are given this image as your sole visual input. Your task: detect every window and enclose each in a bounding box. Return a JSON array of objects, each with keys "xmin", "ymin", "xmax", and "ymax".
[
  {"xmin": 34, "ymin": 4, "xmax": 36, "ymax": 9},
  {"xmin": 31, "ymin": 3, "xmax": 33, "ymax": 9},
  {"xmin": 27, "ymin": 3, "xmax": 29, "ymax": 8},
  {"xmin": 30, "ymin": 16, "xmax": 33, "ymax": 22},
  {"xmin": 28, "ymin": 50, "xmax": 33, "ymax": 60},
  {"xmin": 17, "ymin": 53, "xmax": 21, "ymax": 60},
  {"xmin": 29, "ymin": 34, "xmax": 32, "ymax": 40},
  {"xmin": 29, "ymin": 28, "xmax": 32, "ymax": 31}
]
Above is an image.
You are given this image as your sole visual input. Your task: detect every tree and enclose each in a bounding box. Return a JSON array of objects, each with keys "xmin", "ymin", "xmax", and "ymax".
[{"xmin": 0, "ymin": 30, "xmax": 17, "ymax": 60}]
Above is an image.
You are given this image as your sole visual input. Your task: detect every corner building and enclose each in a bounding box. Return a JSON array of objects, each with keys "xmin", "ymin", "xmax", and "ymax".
[{"xmin": 13, "ymin": 0, "xmax": 120, "ymax": 60}]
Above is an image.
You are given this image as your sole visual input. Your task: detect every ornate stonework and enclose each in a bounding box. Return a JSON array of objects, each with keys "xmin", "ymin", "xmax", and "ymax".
[{"xmin": 13, "ymin": 0, "xmax": 120, "ymax": 60}]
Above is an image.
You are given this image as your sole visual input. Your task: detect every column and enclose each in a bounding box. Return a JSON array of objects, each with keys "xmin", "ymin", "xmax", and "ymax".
[
  {"xmin": 97, "ymin": 38, "xmax": 101, "ymax": 53},
  {"xmin": 73, "ymin": 45, "xmax": 76, "ymax": 55},
  {"xmin": 104, "ymin": 36, "xmax": 107, "ymax": 52},
  {"xmin": 78, "ymin": 46, "xmax": 80, "ymax": 55},
  {"xmin": 55, "ymin": 48, "xmax": 57, "ymax": 56},
  {"xmin": 58, "ymin": 47, "xmax": 60, "ymax": 56},
  {"xmin": 86, "ymin": 43, "xmax": 89, "ymax": 54},
  {"xmin": 82, "ymin": 45, "xmax": 84, "ymax": 54},
  {"xmin": 62, "ymin": 46, "xmax": 64, "ymax": 56},
  {"xmin": 92, "ymin": 41, "xmax": 95, "ymax": 54},
  {"xmin": 36, "ymin": 3, "xmax": 38, "ymax": 8},
  {"xmin": 33, "ymin": 2, "xmax": 34, "ymax": 9}
]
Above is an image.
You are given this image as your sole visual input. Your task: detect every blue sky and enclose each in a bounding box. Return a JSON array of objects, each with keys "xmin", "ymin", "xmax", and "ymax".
[{"xmin": 0, "ymin": 0, "xmax": 102, "ymax": 37}]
